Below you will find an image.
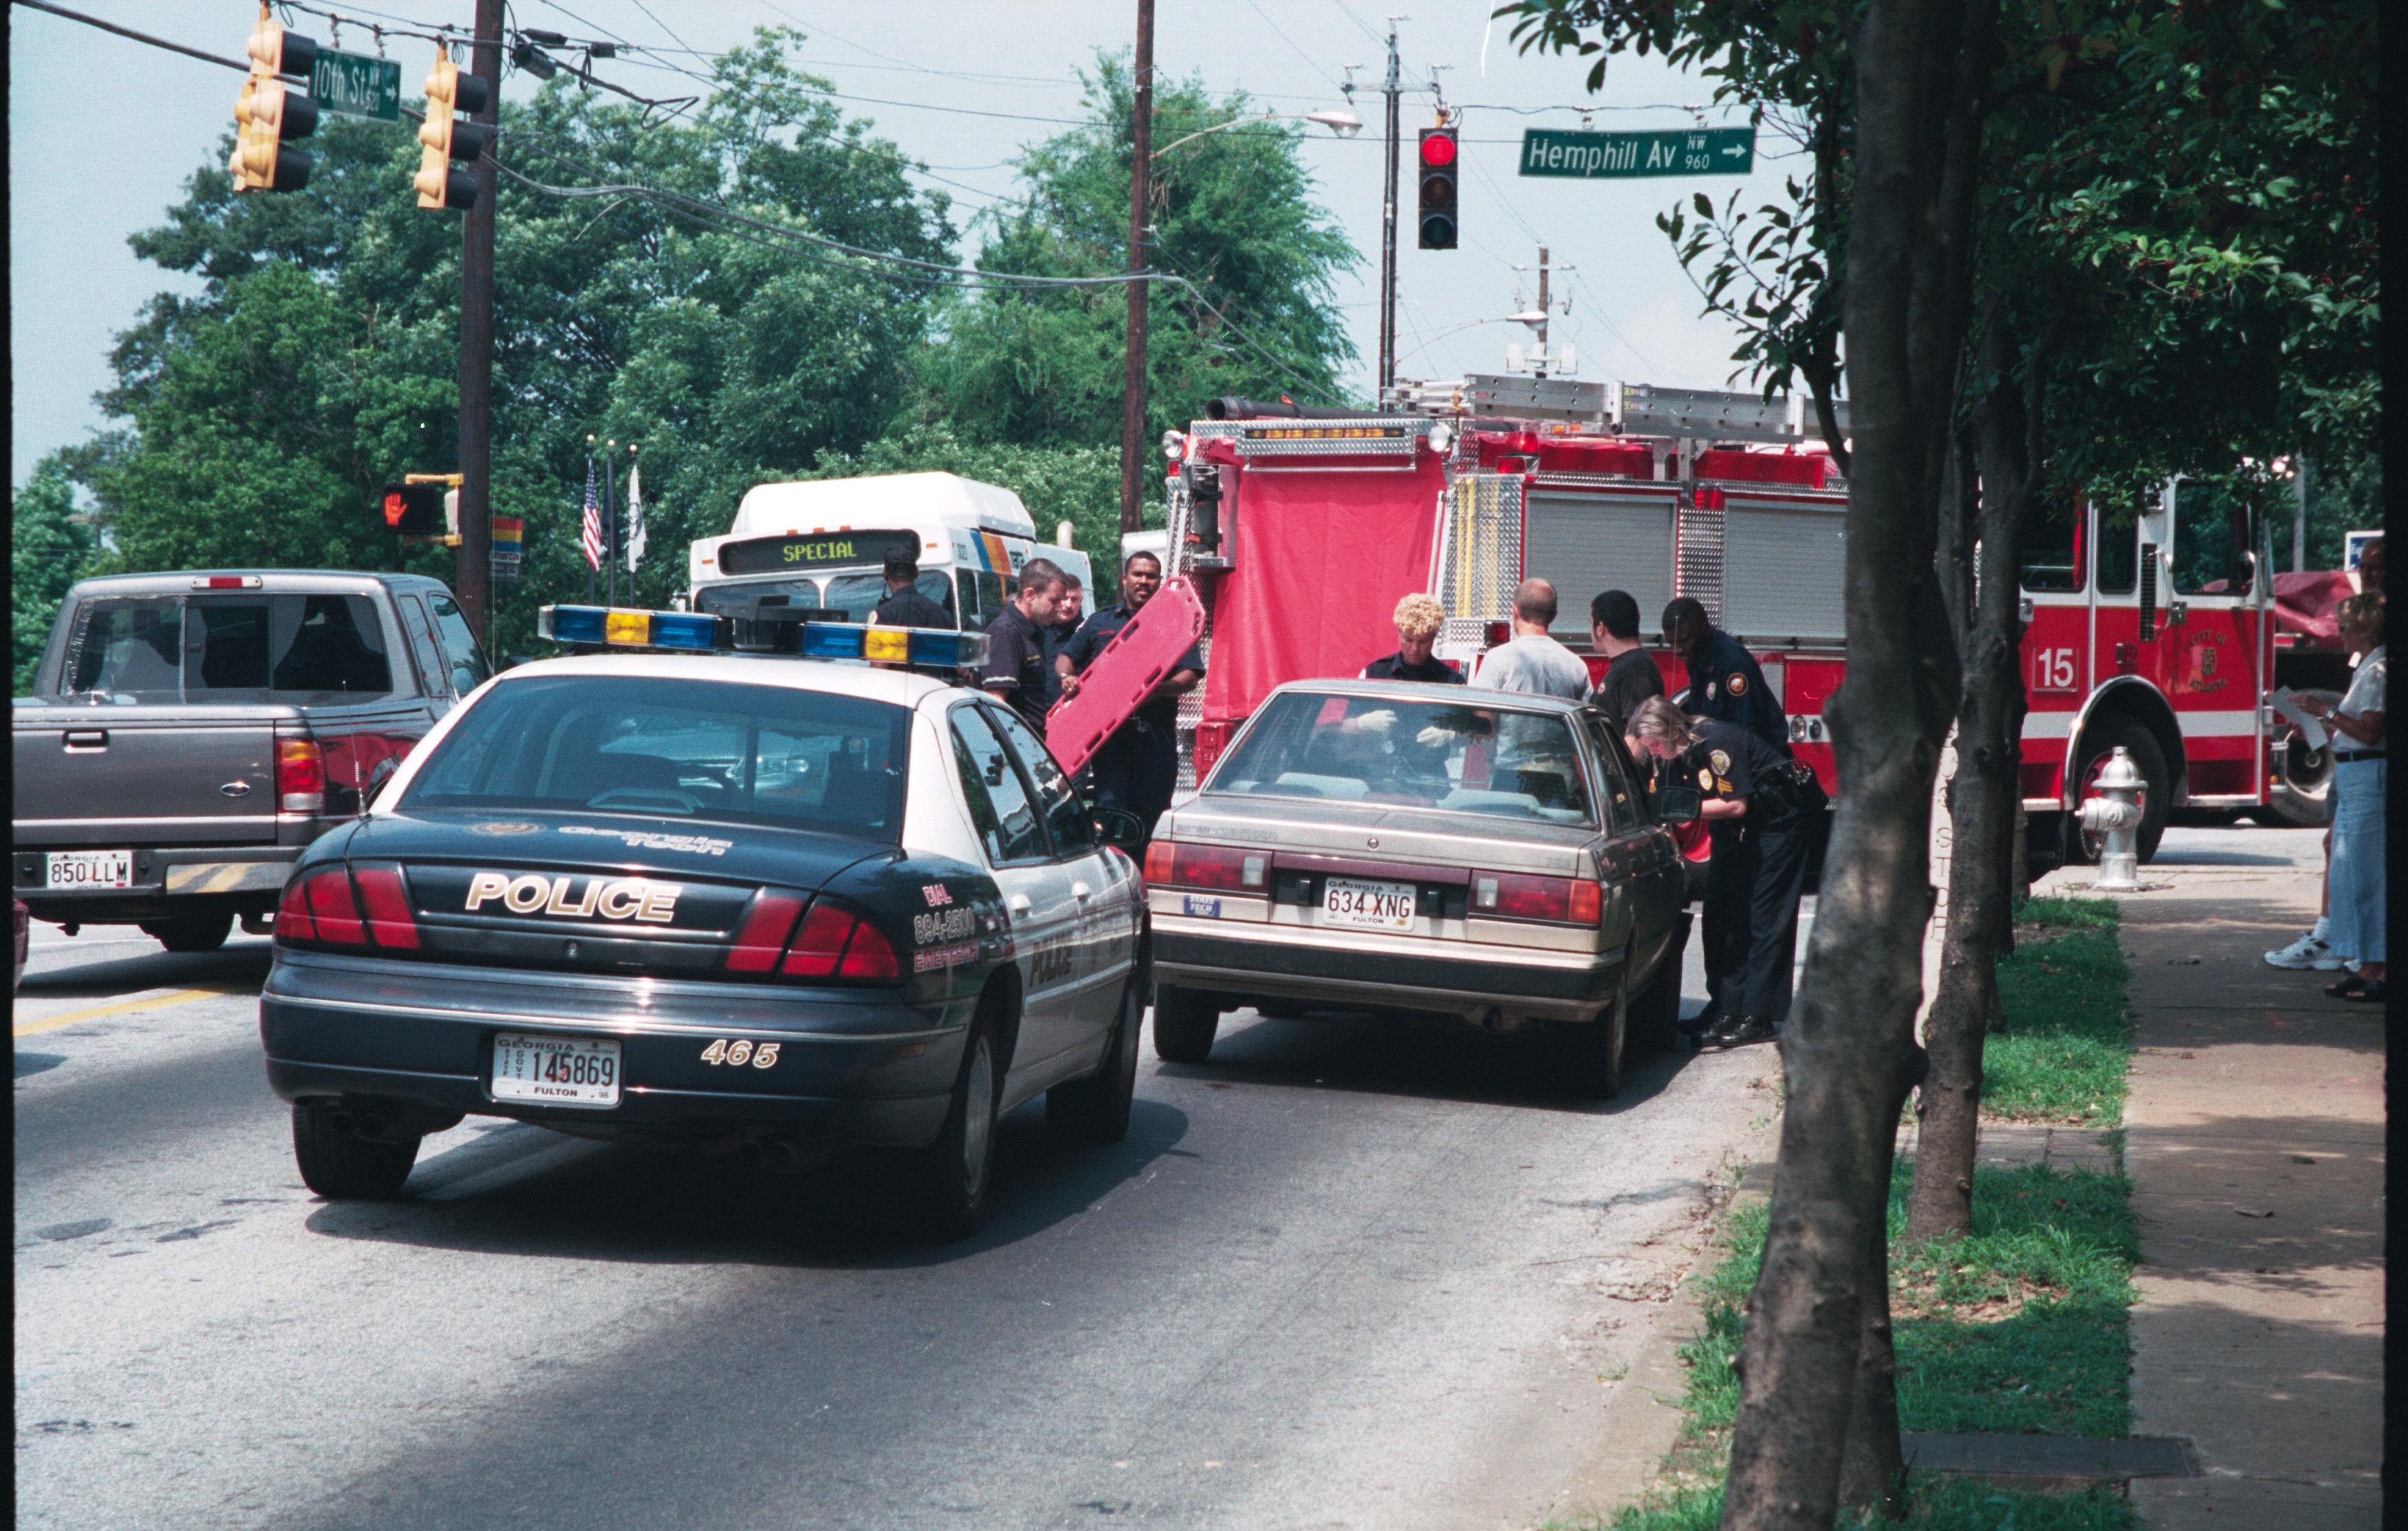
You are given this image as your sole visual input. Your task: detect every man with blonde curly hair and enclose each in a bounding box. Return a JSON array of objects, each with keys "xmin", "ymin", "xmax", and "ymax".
[{"xmin": 1358, "ymin": 592, "xmax": 1464, "ymax": 683}]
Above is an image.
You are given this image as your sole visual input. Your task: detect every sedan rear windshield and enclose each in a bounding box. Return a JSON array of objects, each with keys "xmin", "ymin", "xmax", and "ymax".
[
  {"xmin": 399, "ymin": 674, "xmax": 911, "ymax": 840},
  {"xmin": 1210, "ymin": 691, "xmax": 1594, "ymax": 826}
]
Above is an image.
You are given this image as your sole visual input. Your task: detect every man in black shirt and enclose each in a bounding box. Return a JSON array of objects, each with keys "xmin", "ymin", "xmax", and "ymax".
[
  {"xmin": 869, "ymin": 549, "xmax": 956, "ymax": 630},
  {"xmin": 1041, "ymin": 573, "xmax": 1085, "ymax": 706},
  {"xmin": 1626, "ymin": 695, "xmax": 1809, "ymax": 1050},
  {"xmin": 1056, "ymin": 551, "xmax": 1203, "ymax": 846},
  {"xmin": 1359, "ymin": 593, "xmax": 1464, "ymax": 683},
  {"xmin": 982, "ymin": 558, "xmax": 1067, "ymax": 736},
  {"xmin": 1586, "ymin": 588, "xmax": 1664, "ymax": 732}
]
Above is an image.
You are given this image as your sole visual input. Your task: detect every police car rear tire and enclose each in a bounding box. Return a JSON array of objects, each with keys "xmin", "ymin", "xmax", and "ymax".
[
  {"xmin": 1048, "ymin": 975, "xmax": 1142, "ymax": 1144},
  {"xmin": 900, "ymin": 1012, "xmax": 1001, "ymax": 1241},
  {"xmin": 291, "ymin": 1103, "xmax": 420, "ymax": 1200},
  {"xmin": 1151, "ymin": 983, "xmax": 1219, "ymax": 1064}
]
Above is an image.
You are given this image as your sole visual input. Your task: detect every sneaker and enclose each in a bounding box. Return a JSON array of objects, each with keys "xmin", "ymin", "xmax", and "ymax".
[{"xmin": 2265, "ymin": 931, "xmax": 2338, "ymax": 969}]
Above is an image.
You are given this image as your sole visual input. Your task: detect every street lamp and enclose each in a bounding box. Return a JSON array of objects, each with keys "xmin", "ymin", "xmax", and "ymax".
[{"xmin": 1150, "ymin": 108, "xmax": 1363, "ymax": 159}]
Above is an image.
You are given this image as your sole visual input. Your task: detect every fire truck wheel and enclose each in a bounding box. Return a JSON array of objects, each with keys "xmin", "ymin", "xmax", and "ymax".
[
  {"xmin": 2258, "ymin": 688, "xmax": 2340, "ymax": 828},
  {"xmin": 2070, "ymin": 720, "xmax": 2170, "ymax": 866}
]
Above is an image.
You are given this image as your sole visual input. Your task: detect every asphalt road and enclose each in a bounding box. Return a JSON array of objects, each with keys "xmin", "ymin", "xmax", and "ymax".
[{"xmin": 16, "ymin": 918, "xmax": 1780, "ymax": 1531}]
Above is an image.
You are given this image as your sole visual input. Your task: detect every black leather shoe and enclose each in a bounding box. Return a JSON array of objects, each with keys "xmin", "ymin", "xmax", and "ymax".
[{"xmin": 1703, "ymin": 1015, "xmax": 1778, "ymax": 1049}]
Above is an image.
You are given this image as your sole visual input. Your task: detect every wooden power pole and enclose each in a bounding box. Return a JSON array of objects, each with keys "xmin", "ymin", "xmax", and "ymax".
[{"xmin": 1118, "ymin": 0, "xmax": 1154, "ymax": 535}]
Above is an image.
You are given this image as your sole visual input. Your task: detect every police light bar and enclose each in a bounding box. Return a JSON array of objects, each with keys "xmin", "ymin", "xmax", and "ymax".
[{"xmin": 536, "ymin": 605, "xmax": 986, "ymax": 669}]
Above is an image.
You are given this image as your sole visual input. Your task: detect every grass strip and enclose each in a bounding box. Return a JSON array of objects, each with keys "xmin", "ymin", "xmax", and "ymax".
[
  {"xmin": 1983, "ymin": 897, "xmax": 2132, "ymax": 1124},
  {"xmin": 1558, "ymin": 899, "xmax": 2139, "ymax": 1530}
]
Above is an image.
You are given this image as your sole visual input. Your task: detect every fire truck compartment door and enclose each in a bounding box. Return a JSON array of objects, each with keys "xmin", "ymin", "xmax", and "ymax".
[
  {"xmin": 1525, "ymin": 491, "xmax": 1677, "ymax": 642},
  {"xmin": 1724, "ymin": 496, "xmax": 1847, "ymax": 643}
]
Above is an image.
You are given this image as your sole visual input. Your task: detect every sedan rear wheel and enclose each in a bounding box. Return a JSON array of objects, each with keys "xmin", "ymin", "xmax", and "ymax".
[
  {"xmin": 1553, "ymin": 985, "xmax": 1627, "ymax": 1100},
  {"xmin": 1151, "ymin": 982, "xmax": 1220, "ymax": 1064},
  {"xmin": 291, "ymin": 1104, "xmax": 420, "ymax": 1200}
]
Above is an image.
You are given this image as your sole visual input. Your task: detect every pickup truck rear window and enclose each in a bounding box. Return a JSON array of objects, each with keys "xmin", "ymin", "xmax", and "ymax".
[
  {"xmin": 63, "ymin": 594, "xmax": 395, "ymax": 703},
  {"xmin": 399, "ymin": 674, "xmax": 911, "ymax": 841}
]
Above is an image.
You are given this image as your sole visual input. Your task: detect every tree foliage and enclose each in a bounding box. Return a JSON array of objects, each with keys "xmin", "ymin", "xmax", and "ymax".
[{"xmin": 12, "ymin": 456, "xmax": 95, "ymax": 695}]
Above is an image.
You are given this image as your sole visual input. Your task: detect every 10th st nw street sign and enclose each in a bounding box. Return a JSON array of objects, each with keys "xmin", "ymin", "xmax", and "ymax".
[
  {"xmin": 310, "ymin": 48, "xmax": 402, "ymax": 123},
  {"xmin": 1519, "ymin": 128, "xmax": 1755, "ymax": 179}
]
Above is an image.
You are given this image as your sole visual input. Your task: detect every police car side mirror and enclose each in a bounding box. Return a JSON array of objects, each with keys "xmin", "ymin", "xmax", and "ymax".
[
  {"xmin": 1651, "ymin": 784, "xmax": 1702, "ymax": 824},
  {"xmin": 1094, "ymin": 808, "xmax": 1147, "ymax": 850}
]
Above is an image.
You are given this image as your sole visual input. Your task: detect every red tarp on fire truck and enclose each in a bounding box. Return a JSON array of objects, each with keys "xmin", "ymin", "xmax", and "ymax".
[
  {"xmin": 2271, "ymin": 569, "xmax": 2356, "ymax": 648},
  {"xmin": 1199, "ymin": 452, "xmax": 1449, "ymax": 733}
]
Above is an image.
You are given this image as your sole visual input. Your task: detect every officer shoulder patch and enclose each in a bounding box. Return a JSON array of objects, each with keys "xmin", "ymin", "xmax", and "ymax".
[
  {"xmin": 1727, "ymin": 672, "xmax": 1749, "ymax": 696},
  {"xmin": 1710, "ymin": 749, "xmax": 1732, "ymax": 774}
]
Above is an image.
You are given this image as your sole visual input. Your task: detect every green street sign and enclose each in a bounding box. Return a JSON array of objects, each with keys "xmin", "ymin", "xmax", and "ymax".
[
  {"xmin": 311, "ymin": 48, "xmax": 402, "ymax": 123},
  {"xmin": 1519, "ymin": 128, "xmax": 1756, "ymax": 179}
]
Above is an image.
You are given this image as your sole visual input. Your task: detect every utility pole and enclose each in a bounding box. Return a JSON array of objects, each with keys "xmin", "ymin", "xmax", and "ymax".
[
  {"xmin": 455, "ymin": 0, "xmax": 503, "ymax": 647},
  {"xmin": 1118, "ymin": 0, "xmax": 1155, "ymax": 535},
  {"xmin": 1533, "ymin": 246, "xmax": 1550, "ymax": 378},
  {"xmin": 1377, "ymin": 19, "xmax": 1401, "ymax": 398}
]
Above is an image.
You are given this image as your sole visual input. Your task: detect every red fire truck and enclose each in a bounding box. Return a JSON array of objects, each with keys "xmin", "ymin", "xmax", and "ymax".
[{"xmin": 1158, "ymin": 377, "xmax": 2344, "ymax": 867}]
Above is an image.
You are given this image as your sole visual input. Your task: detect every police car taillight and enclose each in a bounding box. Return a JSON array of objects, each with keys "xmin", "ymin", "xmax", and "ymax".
[
  {"xmin": 721, "ymin": 892, "xmax": 900, "ymax": 984},
  {"xmin": 277, "ymin": 864, "xmax": 421, "ymax": 949}
]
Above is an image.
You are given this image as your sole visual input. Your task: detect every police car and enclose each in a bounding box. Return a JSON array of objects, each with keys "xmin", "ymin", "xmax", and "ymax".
[{"xmin": 258, "ymin": 605, "xmax": 1149, "ymax": 1238}]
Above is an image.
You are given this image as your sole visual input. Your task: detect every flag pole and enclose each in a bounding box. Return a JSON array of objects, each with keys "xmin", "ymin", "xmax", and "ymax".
[{"xmin": 583, "ymin": 452, "xmax": 597, "ymax": 605}]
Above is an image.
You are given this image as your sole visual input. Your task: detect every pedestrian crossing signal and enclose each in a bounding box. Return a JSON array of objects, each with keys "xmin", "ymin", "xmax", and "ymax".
[{"xmin": 376, "ymin": 483, "xmax": 447, "ymax": 536}]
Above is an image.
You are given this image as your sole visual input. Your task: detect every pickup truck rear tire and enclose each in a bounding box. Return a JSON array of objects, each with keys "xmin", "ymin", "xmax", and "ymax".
[
  {"xmin": 141, "ymin": 910, "xmax": 233, "ymax": 954},
  {"xmin": 291, "ymin": 1104, "xmax": 420, "ymax": 1199}
]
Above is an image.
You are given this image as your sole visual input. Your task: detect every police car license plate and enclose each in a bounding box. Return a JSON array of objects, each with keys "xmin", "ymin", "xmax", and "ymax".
[
  {"xmin": 48, "ymin": 850, "xmax": 135, "ymax": 890},
  {"xmin": 1321, "ymin": 876, "xmax": 1417, "ymax": 931},
  {"xmin": 489, "ymin": 1033, "xmax": 621, "ymax": 1109}
]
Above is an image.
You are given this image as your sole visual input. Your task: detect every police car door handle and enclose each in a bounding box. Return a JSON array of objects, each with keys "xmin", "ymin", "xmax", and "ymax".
[
  {"xmin": 1072, "ymin": 881, "xmax": 1094, "ymax": 901},
  {"xmin": 1008, "ymin": 893, "xmax": 1033, "ymax": 915}
]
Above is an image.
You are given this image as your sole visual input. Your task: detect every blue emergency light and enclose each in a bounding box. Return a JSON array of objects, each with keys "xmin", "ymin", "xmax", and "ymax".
[{"xmin": 536, "ymin": 605, "xmax": 986, "ymax": 669}]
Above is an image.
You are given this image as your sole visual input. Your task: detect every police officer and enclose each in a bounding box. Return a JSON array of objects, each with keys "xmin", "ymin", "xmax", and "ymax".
[
  {"xmin": 868, "ymin": 548, "xmax": 955, "ymax": 629},
  {"xmin": 1359, "ymin": 593, "xmax": 1464, "ymax": 683},
  {"xmin": 982, "ymin": 558, "xmax": 1065, "ymax": 736},
  {"xmin": 1624, "ymin": 694, "xmax": 1807, "ymax": 1049},
  {"xmin": 1056, "ymin": 551, "xmax": 1203, "ymax": 847},
  {"xmin": 1660, "ymin": 596, "xmax": 1787, "ymax": 750},
  {"xmin": 1041, "ymin": 573, "xmax": 1086, "ymax": 706}
]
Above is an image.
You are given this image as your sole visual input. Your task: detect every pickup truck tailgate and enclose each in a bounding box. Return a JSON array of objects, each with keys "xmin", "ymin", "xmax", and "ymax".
[{"xmin": 12, "ymin": 704, "xmax": 282, "ymax": 848}]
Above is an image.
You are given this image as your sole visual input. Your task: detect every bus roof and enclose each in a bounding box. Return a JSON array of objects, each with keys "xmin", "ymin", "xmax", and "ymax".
[{"xmin": 730, "ymin": 472, "xmax": 1038, "ymax": 541}]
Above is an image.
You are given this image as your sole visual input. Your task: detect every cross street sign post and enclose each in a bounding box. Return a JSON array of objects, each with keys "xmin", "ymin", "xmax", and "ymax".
[
  {"xmin": 1518, "ymin": 128, "xmax": 1756, "ymax": 179},
  {"xmin": 310, "ymin": 48, "xmax": 402, "ymax": 124}
]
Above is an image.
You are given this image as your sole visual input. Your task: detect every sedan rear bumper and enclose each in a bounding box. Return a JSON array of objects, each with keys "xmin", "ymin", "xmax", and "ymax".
[
  {"xmin": 1153, "ymin": 922, "xmax": 1620, "ymax": 1025},
  {"xmin": 260, "ymin": 950, "xmax": 966, "ymax": 1148}
]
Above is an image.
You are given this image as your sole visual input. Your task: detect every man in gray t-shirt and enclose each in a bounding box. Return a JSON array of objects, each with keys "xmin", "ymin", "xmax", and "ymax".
[{"xmin": 1470, "ymin": 579, "xmax": 1592, "ymax": 699}]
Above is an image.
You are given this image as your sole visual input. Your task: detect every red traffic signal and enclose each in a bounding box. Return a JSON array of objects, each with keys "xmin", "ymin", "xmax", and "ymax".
[
  {"xmin": 1419, "ymin": 131, "xmax": 1457, "ymax": 167},
  {"xmin": 376, "ymin": 483, "xmax": 447, "ymax": 536},
  {"xmin": 1417, "ymin": 128, "xmax": 1459, "ymax": 249}
]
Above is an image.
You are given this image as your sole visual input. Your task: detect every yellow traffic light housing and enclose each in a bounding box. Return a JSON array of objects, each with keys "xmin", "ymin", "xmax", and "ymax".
[
  {"xmin": 414, "ymin": 50, "xmax": 491, "ymax": 211},
  {"xmin": 231, "ymin": 8, "xmax": 320, "ymax": 193}
]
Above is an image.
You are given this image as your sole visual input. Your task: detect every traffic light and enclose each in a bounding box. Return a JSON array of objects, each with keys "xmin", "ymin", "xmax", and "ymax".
[
  {"xmin": 414, "ymin": 50, "xmax": 492, "ymax": 211},
  {"xmin": 1417, "ymin": 127, "xmax": 1459, "ymax": 250},
  {"xmin": 231, "ymin": 14, "xmax": 320, "ymax": 193},
  {"xmin": 375, "ymin": 483, "xmax": 447, "ymax": 537}
]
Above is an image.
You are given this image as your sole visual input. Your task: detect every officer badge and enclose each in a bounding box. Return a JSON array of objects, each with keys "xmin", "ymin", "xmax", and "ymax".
[
  {"xmin": 1705, "ymin": 681, "xmax": 1719, "ymax": 699},
  {"xmin": 1697, "ymin": 767, "xmax": 1715, "ymax": 789},
  {"xmin": 1710, "ymin": 749, "xmax": 1732, "ymax": 774},
  {"xmin": 1727, "ymin": 672, "xmax": 1748, "ymax": 696}
]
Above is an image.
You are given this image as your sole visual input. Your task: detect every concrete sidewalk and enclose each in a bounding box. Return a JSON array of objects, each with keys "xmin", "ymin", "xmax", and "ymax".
[{"xmin": 2036, "ymin": 824, "xmax": 2385, "ymax": 1528}]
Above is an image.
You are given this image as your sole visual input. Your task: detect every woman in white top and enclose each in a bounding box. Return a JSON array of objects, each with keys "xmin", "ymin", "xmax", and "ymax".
[{"xmin": 2300, "ymin": 593, "xmax": 2385, "ymax": 1002}]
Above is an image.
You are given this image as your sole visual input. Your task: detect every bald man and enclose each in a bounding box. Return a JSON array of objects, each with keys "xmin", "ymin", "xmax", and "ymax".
[{"xmin": 1468, "ymin": 578, "xmax": 1591, "ymax": 699}]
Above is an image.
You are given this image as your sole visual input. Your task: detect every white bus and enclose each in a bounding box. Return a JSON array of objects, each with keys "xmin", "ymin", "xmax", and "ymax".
[{"xmin": 686, "ymin": 471, "xmax": 1093, "ymax": 628}]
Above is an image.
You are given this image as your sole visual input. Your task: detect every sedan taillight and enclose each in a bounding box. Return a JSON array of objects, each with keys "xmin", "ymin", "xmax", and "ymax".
[
  {"xmin": 1470, "ymin": 870, "xmax": 1604, "ymax": 926},
  {"xmin": 723, "ymin": 893, "xmax": 902, "ymax": 984},
  {"xmin": 1145, "ymin": 842, "xmax": 1268, "ymax": 893}
]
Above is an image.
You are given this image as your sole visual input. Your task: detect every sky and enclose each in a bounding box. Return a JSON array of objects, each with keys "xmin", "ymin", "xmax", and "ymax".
[{"xmin": 8, "ymin": 1, "xmax": 1792, "ymax": 494}]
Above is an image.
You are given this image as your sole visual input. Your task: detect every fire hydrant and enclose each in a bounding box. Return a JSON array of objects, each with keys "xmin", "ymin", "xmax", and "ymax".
[{"xmin": 2079, "ymin": 746, "xmax": 2146, "ymax": 891}]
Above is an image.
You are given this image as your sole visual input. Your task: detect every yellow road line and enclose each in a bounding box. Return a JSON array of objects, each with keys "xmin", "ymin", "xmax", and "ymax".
[{"xmin": 13, "ymin": 986, "xmax": 245, "ymax": 1037}]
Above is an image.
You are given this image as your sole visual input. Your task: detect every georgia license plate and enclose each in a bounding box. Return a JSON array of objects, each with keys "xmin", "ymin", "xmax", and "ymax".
[
  {"xmin": 490, "ymin": 1033, "xmax": 622, "ymax": 1109},
  {"xmin": 1321, "ymin": 876, "xmax": 1419, "ymax": 931},
  {"xmin": 48, "ymin": 849, "xmax": 135, "ymax": 890}
]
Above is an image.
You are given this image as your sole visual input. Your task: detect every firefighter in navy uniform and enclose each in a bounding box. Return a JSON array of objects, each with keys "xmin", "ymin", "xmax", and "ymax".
[
  {"xmin": 1056, "ymin": 550, "xmax": 1203, "ymax": 848},
  {"xmin": 1661, "ymin": 596, "xmax": 1787, "ymax": 751},
  {"xmin": 1625, "ymin": 694, "xmax": 1809, "ymax": 1050}
]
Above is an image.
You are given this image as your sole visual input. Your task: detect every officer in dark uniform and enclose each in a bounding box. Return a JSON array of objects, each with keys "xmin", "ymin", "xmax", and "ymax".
[
  {"xmin": 1359, "ymin": 593, "xmax": 1464, "ymax": 683},
  {"xmin": 1625, "ymin": 694, "xmax": 1807, "ymax": 1049},
  {"xmin": 869, "ymin": 548, "xmax": 956, "ymax": 630},
  {"xmin": 982, "ymin": 558, "xmax": 1066, "ymax": 736},
  {"xmin": 1661, "ymin": 596, "xmax": 1787, "ymax": 750},
  {"xmin": 1056, "ymin": 551, "xmax": 1203, "ymax": 848}
]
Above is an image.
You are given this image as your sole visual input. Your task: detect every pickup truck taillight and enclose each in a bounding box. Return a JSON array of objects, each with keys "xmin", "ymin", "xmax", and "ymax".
[
  {"xmin": 277, "ymin": 739, "xmax": 327, "ymax": 814},
  {"xmin": 722, "ymin": 893, "xmax": 900, "ymax": 984},
  {"xmin": 1470, "ymin": 870, "xmax": 1603, "ymax": 926},
  {"xmin": 1144, "ymin": 841, "xmax": 1267, "ymax": 892},
  {"xmin": 275, "ymin": 864, "xmax": 420, "ymax": 950}
]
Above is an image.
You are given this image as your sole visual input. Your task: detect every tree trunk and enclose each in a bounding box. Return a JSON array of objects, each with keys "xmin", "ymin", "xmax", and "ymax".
[
  {"xmin": 1906, "ymin": 310, "xmax": 2048, "ymax": 1245},
  {"xmin": 1717, "ymin": 1, "xmax": 1991, "ymax": 1525}
]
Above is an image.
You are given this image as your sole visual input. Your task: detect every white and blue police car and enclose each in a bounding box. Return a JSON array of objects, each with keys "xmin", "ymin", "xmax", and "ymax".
[{"xmin": 259, "ymin": 605, "xmax": 1148, "ymax": 1238}]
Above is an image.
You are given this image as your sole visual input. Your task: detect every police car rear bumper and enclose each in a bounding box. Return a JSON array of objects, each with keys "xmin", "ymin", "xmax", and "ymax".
[{"xmin": 261, "ymin": 949, "xmax": 966, "ymax": 1147}]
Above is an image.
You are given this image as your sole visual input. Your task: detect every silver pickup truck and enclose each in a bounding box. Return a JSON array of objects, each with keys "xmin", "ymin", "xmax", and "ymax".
[{"xmin": 12, "ymin": 570, "xmax": 491, "ymax": 952}]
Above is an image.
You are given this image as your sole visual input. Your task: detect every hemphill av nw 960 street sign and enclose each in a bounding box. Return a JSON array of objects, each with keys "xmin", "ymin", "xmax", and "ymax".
[{"xmin": 1519, "ymin": 128, "xmax": 1756, "ymax": 179}]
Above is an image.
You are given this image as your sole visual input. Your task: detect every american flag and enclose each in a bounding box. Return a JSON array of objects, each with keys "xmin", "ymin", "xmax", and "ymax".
[{"xmin": 579, "ymin": 460, "xmax": 603, "ymax": 571}]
